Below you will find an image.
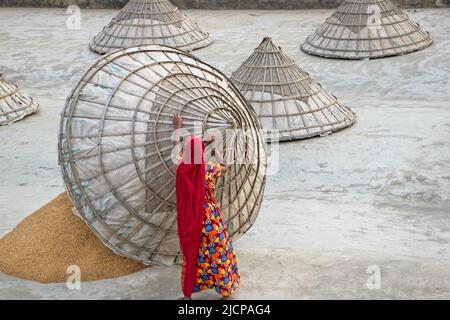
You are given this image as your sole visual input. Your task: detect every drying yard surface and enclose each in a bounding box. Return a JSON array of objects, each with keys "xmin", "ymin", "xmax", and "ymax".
[{"xmin": 0, "ymin": 8, "xmax": 449, "ymax": 299}]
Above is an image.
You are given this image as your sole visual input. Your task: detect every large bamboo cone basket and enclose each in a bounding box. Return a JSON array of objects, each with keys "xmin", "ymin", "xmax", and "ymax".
[
  {"xmin": 89, "ymin": 0, "xmax": 213, "ymax": 55},
  {"xmin": 230, "ymin": 37, "xmax": 356, "ymax": 142},
  {"xmin": 0, "ymin": 74, "xmax": 39, "ymax": 126},
  {"xmin": 301, "ymin": 0, "xmax": 432, "ymax": 59},
  {"xmin": 58, "ymin": 45, "xmax": 266, "ymax": 265}
]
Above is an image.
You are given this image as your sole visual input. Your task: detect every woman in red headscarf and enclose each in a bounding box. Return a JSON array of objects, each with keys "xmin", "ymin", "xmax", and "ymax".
[{"xmin": 173, "ymin": 112, "xmax": 240, "ymax": 300}]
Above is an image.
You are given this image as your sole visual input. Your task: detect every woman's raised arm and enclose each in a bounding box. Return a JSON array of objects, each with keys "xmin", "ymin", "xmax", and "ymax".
[{"xmin": 172, "ymin": 112, "xmax": 183, "ymax": 146}]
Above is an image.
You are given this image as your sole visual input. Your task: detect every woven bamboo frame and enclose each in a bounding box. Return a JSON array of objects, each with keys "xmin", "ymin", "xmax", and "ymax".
[
  {"xmin": 301, "ymin": 0, "xmax": 432, "ymax": 59},
  {"xmin": 0, "ymin": 73, "xmax": 39, "ymax": 126},
  {"xmin": 89, "ymin": 0, "xmax": 213, "ymax": 55},
  {"xmin": 58, "ymin": 45, "xmax": 266, "ymax": 265},
  {"xmin": 230, "ymin": 37, "xmax": 356, "ymax": 142}
]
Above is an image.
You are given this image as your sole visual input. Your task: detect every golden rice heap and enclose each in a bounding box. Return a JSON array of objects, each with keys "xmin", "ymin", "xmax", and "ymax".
[{"xmin": 0, "ymin": 193, "xmax": 147, "ymax": 283}]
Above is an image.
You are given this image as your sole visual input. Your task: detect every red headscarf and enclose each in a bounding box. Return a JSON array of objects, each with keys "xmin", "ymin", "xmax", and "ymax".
[{"xmin": 176, "ymin": 135, "xmax": 205, "ymax": 297}]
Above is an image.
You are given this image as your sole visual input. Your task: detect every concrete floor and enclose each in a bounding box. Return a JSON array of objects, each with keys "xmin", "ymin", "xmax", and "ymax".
[{"xmin": 0, "ymin": 8, "xmax": 449, "ymax": 299}]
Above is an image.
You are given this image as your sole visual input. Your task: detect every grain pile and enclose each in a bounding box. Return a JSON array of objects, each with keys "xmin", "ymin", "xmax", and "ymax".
[{"xmin": 0, "ymin": 192, "xmax": 147, "ymax": 283}]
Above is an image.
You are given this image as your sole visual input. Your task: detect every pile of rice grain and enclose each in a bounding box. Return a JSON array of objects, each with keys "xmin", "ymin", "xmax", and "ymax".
[{"xmin": 0, "ymin": 192, "xmax": 147, "ymax": 283}]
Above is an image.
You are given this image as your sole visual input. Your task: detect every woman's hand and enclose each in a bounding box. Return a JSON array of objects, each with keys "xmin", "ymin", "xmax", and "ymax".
[
  {"xmin": 173, "ymin": 112, "xmax": 183, "ymax": 147},
  {"xmin": 204, "ymin": 134, "xmax": 215, "ymax": 147},
  {"xmin": 214, "ymin": 148, "xmax": 227, "ymax": 173},
  {"xmin": 173, "ymin": 112, "xmax": 182, "ymax": 129}
]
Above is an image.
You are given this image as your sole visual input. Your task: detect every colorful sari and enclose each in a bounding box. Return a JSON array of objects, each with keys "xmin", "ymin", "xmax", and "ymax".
[{"xmin": 176, "ymin": 136, "xmax": 239, "ymax": 298}]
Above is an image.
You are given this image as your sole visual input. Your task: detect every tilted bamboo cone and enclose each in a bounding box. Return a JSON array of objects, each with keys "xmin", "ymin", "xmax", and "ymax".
[{"xmin": 59, "ymin": 45, "xmax": 266, "ymax": 265}]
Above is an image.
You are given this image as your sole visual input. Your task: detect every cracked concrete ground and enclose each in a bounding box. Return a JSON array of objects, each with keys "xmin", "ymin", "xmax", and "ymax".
[{"xmin": 0, "ymin": 8, "xmax": 449, "ymax": 299}]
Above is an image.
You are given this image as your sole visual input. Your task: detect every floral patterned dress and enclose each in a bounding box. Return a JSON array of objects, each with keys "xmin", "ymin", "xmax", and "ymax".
[{"xmin": 192, "ymin": 162, "xmax": 240, "ymax": 296}]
